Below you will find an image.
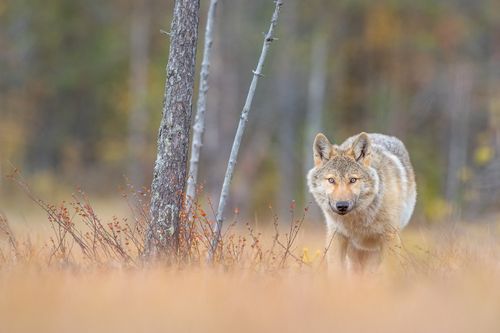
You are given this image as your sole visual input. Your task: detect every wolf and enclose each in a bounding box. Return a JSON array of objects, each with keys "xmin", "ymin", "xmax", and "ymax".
[{"xmin": 307, "ymin": 132, "xmax": 416, "ymax": 273}]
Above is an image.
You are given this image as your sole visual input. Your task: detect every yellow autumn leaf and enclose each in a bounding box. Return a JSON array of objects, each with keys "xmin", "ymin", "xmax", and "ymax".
[
  {"xmin": 302, "ymin": 247, "xmax": 311, "ymax": 264},
  {"xmin": 474, "ymin": 145, "xmax": 494, "ymax": 166}
]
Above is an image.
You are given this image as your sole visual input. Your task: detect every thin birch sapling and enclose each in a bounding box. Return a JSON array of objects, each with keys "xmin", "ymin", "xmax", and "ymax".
[
  {"xmin": 208, "ymin": 0, "xmax": 284, "ymax": 262},
  {"xmin": 185, "ymin": 0, "xmax": 219, "ymax": 212}
]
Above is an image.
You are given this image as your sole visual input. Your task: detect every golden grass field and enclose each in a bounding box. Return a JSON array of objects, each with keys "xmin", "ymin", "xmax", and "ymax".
[
  {"xmin": 1, "ymin": 259, "xmax": 499, "ymax": 333},
  {"xmin": 1, "ymin": 184, "xmax": 500, "ymax": 333}
]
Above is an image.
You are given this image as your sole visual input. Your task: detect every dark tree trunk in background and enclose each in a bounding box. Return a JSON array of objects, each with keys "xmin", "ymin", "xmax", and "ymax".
[
  {"xmin": 277, "ymin": 1, "xmax": 299, "ymax": 217},
  {"xmin": 444, "ymin": 63, "xmax": 473, "ymax": 219},
  {"xmin": 128, "ymin": 0, "xmax": 151, "ymax": 188},
  {"xmin": 145, "ymin": 0, "xmax": 200, "ymax": 258},
  {"xmin": 304, "ymin": 34, "xmax": 327, "ymax": 208}
]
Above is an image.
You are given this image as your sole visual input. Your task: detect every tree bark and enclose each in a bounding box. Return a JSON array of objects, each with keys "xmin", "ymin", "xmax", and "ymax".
[
  {"xmin": 145, "ymin": 0, "xmax": 200, "ymax": 258},
  {"xmin": 208, "ymin": 0, "xmax": 284, "ymax": 262},
  {"xmin": 185, "ymin": 0, "xmax": 219, "ymax": 211}
]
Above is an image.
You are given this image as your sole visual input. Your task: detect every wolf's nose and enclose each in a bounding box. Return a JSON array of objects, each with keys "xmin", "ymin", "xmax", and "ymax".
[{"xmin": 336, "ymin": 201, "xmax": 349, "ymax": 212}]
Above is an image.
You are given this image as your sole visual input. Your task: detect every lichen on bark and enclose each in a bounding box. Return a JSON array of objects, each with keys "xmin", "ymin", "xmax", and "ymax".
[{"xmin": 145, "ymin": 0, "xmax": 201, "ymax": 258}]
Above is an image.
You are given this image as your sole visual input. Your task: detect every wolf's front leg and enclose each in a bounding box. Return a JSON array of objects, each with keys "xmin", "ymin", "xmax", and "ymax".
[
  {"xmin": 325, "ymin": 231, "xmax": 348, "ymax": 274},
  {"xmin": 381, "ymin": 230, "xmax": 405, "ymax": 273},
  {"xmin": 345, "ymin": 244, "xmax": 382, "ymax": 274}
]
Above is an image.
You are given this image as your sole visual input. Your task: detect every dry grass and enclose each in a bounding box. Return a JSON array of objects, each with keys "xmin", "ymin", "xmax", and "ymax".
[
  {"xmin": 1, "ymin": 263, "xmax": 499, "ymax": 333},
  {"xmin": 1, "ymin": 246, "xmax": 500, "ymax": 333},
  {"xmin": 1, "ymin": 173, "xmax": 500, "ymax": 333}
]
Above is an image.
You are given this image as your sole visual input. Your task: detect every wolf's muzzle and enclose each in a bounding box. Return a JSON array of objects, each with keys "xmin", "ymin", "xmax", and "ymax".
[
  {"xmin": 336, "ymin": 201, "xmax": 350, "ymax": 213},
  {"xmin": 329, "ymin": 200, "xmax": 352, "ymax": 215}
]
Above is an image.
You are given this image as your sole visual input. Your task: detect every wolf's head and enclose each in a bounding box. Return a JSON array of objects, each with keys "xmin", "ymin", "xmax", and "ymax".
[{"xmin": 307, "ymin": 132, "xmax": 379, "ymax": 216}]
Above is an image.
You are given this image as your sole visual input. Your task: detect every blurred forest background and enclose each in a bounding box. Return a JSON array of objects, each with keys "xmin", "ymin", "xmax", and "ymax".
[{"xmin": 1, "ymin": 0, "xmax": 499, "ymax": 225}]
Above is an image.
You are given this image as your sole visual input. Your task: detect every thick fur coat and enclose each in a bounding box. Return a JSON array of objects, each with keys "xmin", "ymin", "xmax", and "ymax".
[{"xmin": 307, "ymin": 132, "xmax": 416, "ymax": 272}]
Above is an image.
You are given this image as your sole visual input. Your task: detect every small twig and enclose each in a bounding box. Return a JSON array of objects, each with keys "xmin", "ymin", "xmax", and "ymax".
[
  {"xmin": 252, "ymin": 70, "xmax": 265, "ymax": 77},
  {"xmin": 321, "ymin": 230, "xmax": 337, "ymax": 266}
]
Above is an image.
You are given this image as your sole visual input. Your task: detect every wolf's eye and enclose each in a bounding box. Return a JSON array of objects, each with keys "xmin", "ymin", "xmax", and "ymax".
[
  {"xmin": 349, "ymin": 177, "xmax": 357, "ymax": 183},
  {"xmin": 327, "ymin": 178, "xmax": 335, "ymax": 184}
]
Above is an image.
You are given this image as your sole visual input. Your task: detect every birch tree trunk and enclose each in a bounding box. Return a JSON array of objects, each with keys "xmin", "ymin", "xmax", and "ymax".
[
  {"xmin": 145, "ymin": 0, "xmax": 200, "ymax": 258},
  {"xmin": 128, "ymin": 0, "xmax": 151, "ymax": 188},
  {"xmin": 185, "ymin": 0, "xmax": 219, "ymax": 211},
  {"xmin": 208, "ymin": 0, "xmax": 284, "ymax": 262}
]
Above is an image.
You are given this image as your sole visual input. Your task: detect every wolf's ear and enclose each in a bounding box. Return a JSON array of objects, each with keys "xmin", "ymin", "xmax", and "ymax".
[
  {"xmin": 350, "ymin": 132, "xmax": 371, "ymax": 166},
  {"xmin": 313, "ymin": 133, "xmax": 333, "ymax": 167}
]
